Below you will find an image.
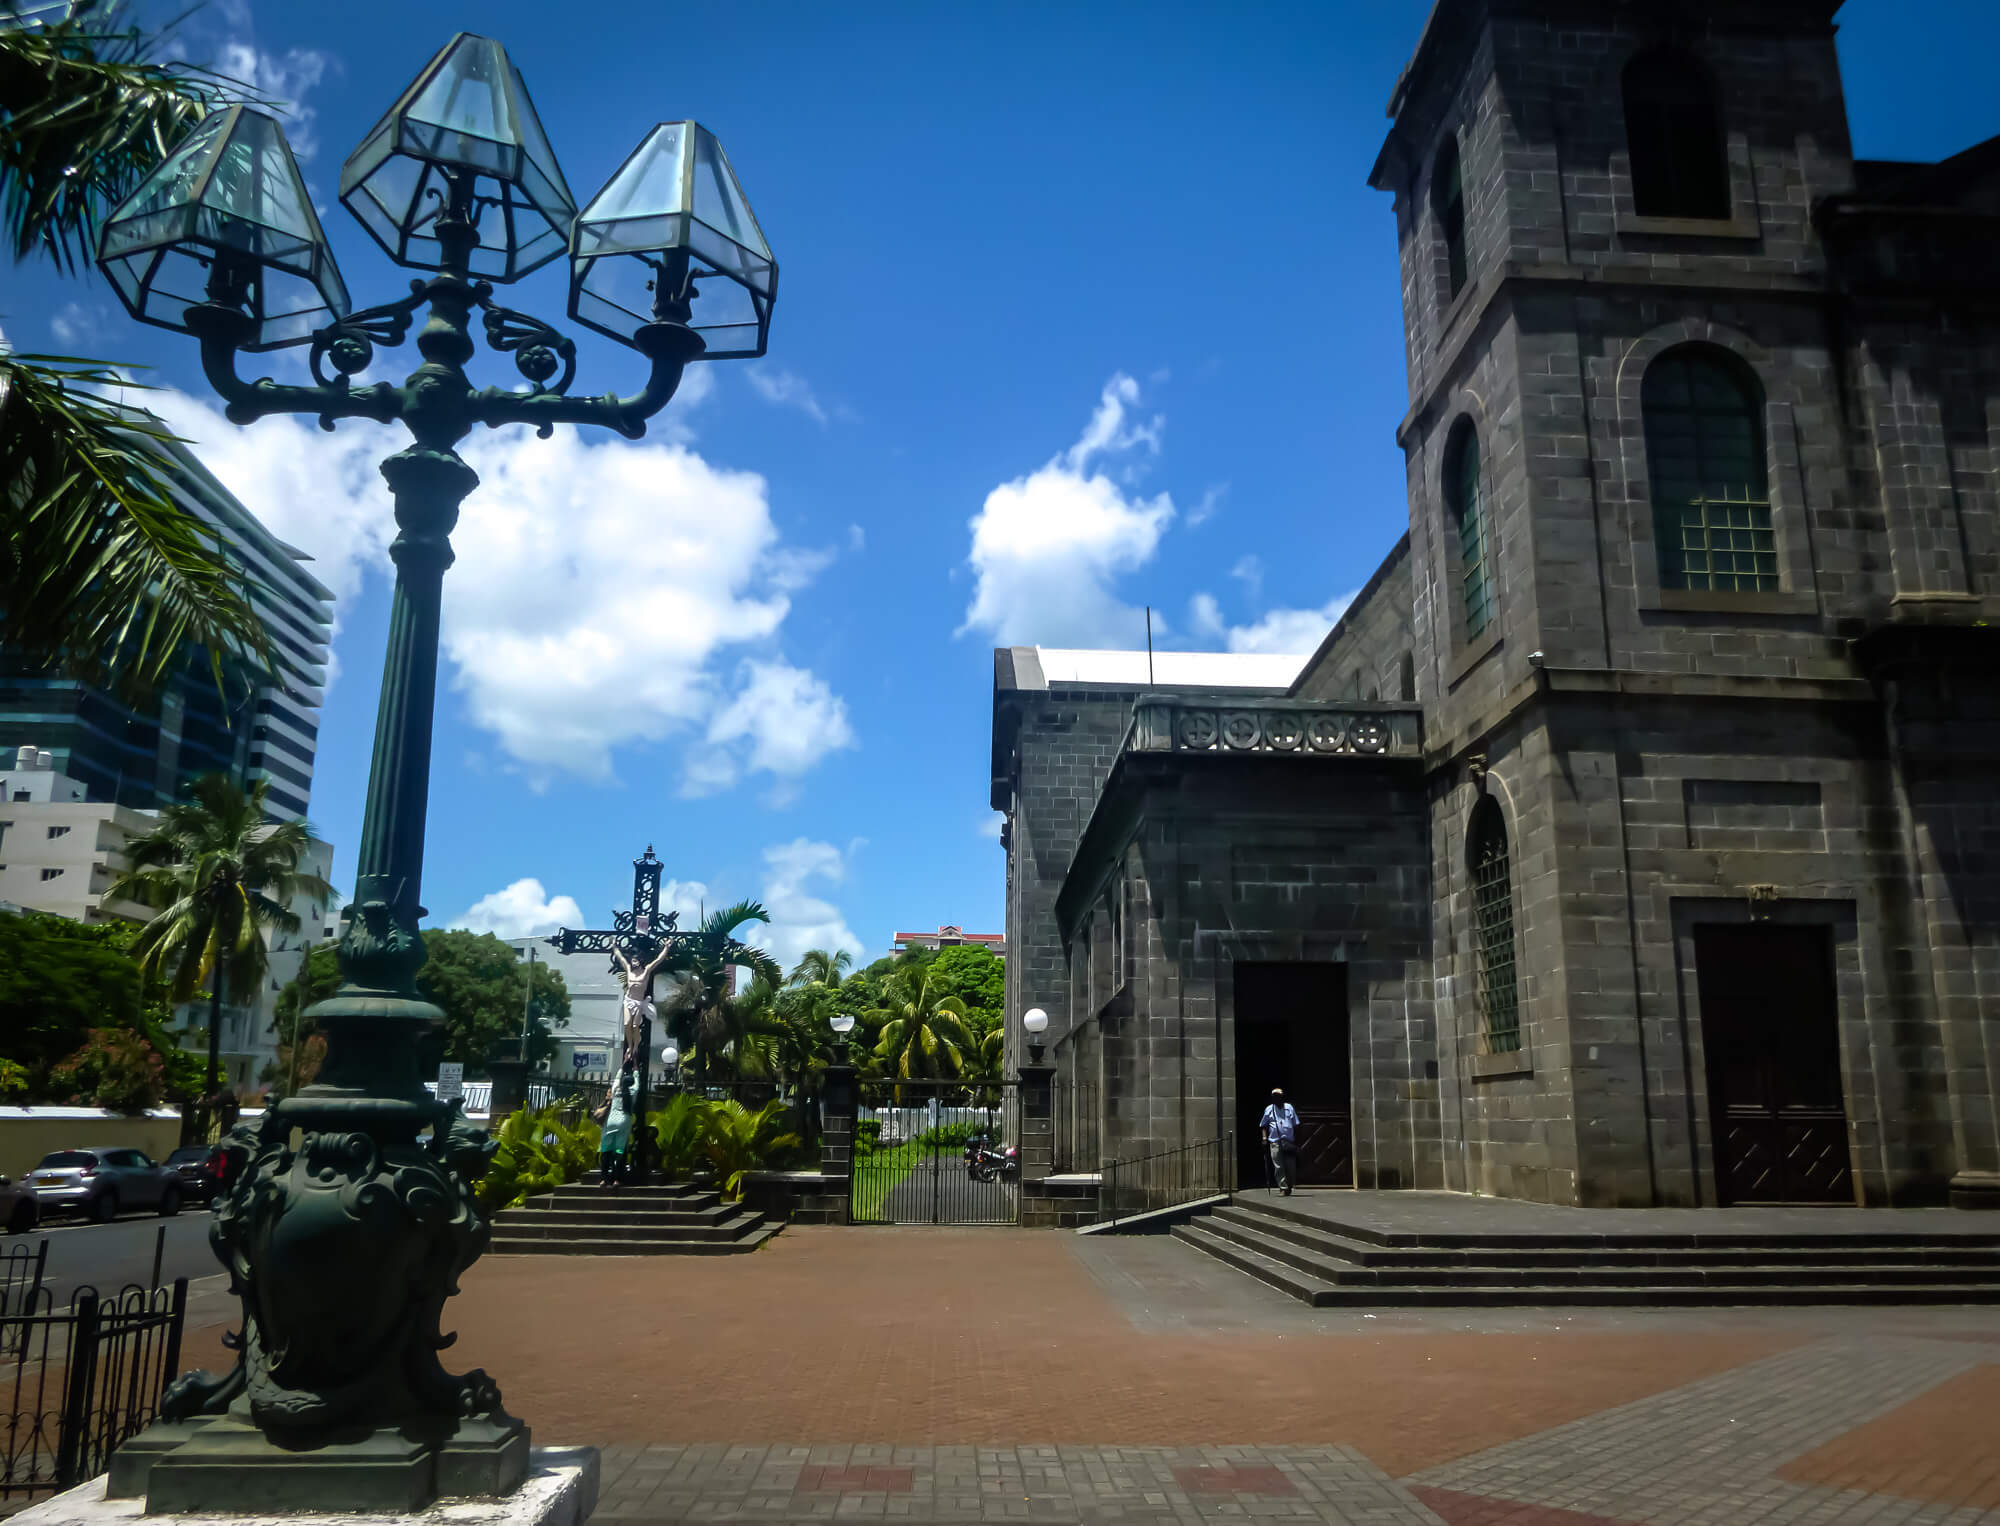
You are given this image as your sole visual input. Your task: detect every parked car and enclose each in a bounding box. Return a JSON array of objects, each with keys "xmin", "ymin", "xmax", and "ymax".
[
  {"xmin": 25, "ymin": 1148, "xmax": 181, "ymax": 1223},
  {"xmin": 165, "ymin": 1145, "xmax": 224, "ymax": 1205},
  {"xmin": 0, "ymin": 1173, "xmax": 38, "ymax": 1234}
]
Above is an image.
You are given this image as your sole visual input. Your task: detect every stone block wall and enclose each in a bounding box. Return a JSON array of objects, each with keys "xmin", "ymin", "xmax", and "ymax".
[
  {"xmin": 998, "ymin": 677, "xmax": 1145, "ymax": 1067},
  {"xmin": 1064, "ymin": 755, "xmax": 1436, "ymax": 1188},
  {"xmin": 1291, "ymin": 536, "xmax": 1417, "ymax": 704}
]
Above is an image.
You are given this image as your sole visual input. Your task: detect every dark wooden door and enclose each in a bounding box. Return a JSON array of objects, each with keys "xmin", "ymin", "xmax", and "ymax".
[
  {"xmin": 1233, "ymin": 962, "xmax": 1352, "ymax": 1187},
  {"xmin": 1696, "ymin": 924, "xmax": 1852, "ymax": 1205}
]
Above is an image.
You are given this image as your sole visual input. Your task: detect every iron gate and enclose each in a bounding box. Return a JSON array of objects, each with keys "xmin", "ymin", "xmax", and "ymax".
[{"xmin": 851, "ymin": 1079, "xmax": 1018, "ymax": 1224}]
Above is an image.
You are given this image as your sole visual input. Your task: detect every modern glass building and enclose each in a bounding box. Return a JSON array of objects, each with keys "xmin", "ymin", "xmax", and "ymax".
[{"xmin": 0, "ymin": 415, "xmax": 334, "ymax": 820}]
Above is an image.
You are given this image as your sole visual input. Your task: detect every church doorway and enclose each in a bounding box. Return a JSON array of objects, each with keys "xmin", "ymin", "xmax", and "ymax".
[
  {"xmin": 1695, "ymin": 923, "xmax": 1853, "ymax": 1205},
  {"xmin": 1232, "ymin": 962, "xmax": 1352, "ymax": 1189}
]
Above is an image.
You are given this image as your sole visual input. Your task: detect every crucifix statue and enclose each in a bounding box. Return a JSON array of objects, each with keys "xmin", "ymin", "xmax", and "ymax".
[{"xmin": 546, "ymin": 845, "xmax": 688, "ymax": 1180}]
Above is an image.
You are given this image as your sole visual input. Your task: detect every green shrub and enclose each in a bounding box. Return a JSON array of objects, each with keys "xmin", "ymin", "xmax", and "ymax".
[
  {"xmin": 648, "ymin": 1093, "xmax": 709, "ymax": 1180},
  {"xmin": 702, "ymin": 1100, "xmax": 803, "ymax": 1200},
  {"xmin": 915, "ymin": 1121, "xmax": 998, "ymax": 1151},
  {"xmin": 476, "ymin": 1105, "xmax": 599, "ymax": 1213},
  {"xmin": 853, "ymin": 1119, "xmax": 883, "ymax": 1156}
]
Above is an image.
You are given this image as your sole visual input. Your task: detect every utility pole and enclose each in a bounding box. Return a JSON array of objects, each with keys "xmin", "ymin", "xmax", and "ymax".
[{"xmin": 519, "ymin": 943, "xmax": 536, "ymax": 1060}]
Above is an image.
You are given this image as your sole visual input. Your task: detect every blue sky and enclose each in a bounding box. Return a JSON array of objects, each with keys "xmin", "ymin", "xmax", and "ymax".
[{"xmin": 9, "ymin": 1, "xmax": 2000, "ymax": 969}]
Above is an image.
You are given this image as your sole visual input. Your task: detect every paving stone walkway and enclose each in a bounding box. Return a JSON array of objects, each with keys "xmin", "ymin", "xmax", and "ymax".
[
  {"xmin": 160, "ymin": 1227, "xmax": 2000, "ymax": 1525},
  {"xmin": 593, "ymin": 1445, "xmax": 1438, "ymax": 1524}
]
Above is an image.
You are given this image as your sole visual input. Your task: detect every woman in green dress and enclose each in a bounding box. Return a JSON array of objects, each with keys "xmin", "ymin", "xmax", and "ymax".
[{"xmin": 595, "ymin": 1063, "xmax": 636, "ymax": 1189}]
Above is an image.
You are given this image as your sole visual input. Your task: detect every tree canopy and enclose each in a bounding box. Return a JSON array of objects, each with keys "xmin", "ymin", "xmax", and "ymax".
[
  {"xmin": 925, "ymin": 944, "xmax": 1004, "ymax": 1022},
  {"xmin": 0, "ymin": 909, "xmax": 199, "ymax": 1107},
  {"xmin": 416, "ymin": 929, "xmax": 572, "ymax": 1073}
]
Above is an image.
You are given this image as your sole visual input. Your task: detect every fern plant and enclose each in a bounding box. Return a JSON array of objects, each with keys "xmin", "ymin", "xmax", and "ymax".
[
  {"xmin": 701, "ymin": 1100, "xmax": 803, "ymax": 1201},
  {"xmin": 476, "ymin": 1105, "xmax": 600, "ymax": 1213},
  {"xmin": 648, "ymin": 1093, "xmax": 710, "ymax": 1181}
]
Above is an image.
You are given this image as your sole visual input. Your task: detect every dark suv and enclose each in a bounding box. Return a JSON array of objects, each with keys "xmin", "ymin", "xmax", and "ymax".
[{"xmin": 165, "ymin": 1145, "xmax": 224, "ymax": 1205}]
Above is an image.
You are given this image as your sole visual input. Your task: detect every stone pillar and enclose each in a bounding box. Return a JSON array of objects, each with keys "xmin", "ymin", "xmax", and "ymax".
[
  {"xmin": 819, "ymin": 1063, "xmax": 857, "ymax": 1185},
  {"xmin": 1018, "ymin": 1062, "xmax": 1054, "ymax": 1182},
  {"xmin": 485, "ymin": 1056, "xmax": 529, "ymax": 1127}
]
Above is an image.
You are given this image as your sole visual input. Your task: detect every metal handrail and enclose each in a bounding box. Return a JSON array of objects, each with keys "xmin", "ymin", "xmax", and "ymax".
[{"xmin": 1097, "ymin": 1132, "xmax": 1231, "ymax": 1230}]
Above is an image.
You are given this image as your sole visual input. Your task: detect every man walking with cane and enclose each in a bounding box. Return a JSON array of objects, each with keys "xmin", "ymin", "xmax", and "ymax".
[{"xmin": 1260, "ymin": 1086, "xmax": 1299, "ymax": 1196}]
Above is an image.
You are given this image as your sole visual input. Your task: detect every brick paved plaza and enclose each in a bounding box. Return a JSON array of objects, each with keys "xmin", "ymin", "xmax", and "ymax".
[{"xmin": 168, "ymin": 1228, "xmax": 2000, "ymax": 1522}]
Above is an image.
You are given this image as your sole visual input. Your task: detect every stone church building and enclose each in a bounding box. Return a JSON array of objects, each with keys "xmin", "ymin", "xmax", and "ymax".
[{"xmin": 990, "ymin": 0, "xmax": 2000, "ymax": 1210}]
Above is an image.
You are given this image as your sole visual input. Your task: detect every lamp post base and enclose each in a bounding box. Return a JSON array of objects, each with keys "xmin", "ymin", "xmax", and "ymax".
[
  {"xmin": 27, "ymin": 1441, "xmax": 589, "ymax": 1526},
  {"xmin": 129, "ymin": 1414, "xmax": 530, "ymax": 1515}
]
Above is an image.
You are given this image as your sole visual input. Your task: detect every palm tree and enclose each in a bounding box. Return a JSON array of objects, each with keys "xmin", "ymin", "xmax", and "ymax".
[
  {"xmin": 658, "ymin": 901, "xmax": 782, "ymax": 1089},
  {"xmin": 787, "ymin": 947, "xmax": 851, "ymax": 991},
  {"xmin": 868, "ymin": 963, "xmax": 976, "ymax": 1093},
  {"xmin": 1, "ymin": 5, "xmax": 269, "ymax": 685},
  {"xmin": 106, "ymin": 774, "xmax": 332, "ymax": 1129}
]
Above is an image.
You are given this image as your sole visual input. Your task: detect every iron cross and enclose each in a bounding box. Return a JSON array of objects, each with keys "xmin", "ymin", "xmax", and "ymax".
[{"xmin": 545, "ymin": 845, "xmax": 692, "ymax": 1178}]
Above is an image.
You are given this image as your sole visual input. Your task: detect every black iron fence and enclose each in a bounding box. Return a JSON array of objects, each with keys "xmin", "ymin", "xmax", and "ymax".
[
  {"xmin": 851, "ymin": 1079, "xmax": 1019, "ymax": 1225},
  {"xmin": 1052, "ymin": 1077, "xmax": 1100, "ymax": 1174},
  {"xmin": 1, "ymin": 1240, "xmax": 47, "ymax": 1319},
  {"xmin": 1095, "ymin": 1133, "xmax": 1232, "ymax": 1230},
  {"xmin": 2, "ymin": 1276, "xmax": 189, "ymax": 1505}
]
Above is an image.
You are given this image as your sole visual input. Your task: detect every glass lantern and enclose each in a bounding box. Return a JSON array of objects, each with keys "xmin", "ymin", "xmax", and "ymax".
[
  {"xmin": 339, "ymin": 32, "xmax": 575, "ymax": 282},
  {"xmin": 568, "ymin": 121, "xmax": 776, "ymax": 357},
  {"xmin": 98, "ymin": 106, "xmax": 349, "ymax": 350}
]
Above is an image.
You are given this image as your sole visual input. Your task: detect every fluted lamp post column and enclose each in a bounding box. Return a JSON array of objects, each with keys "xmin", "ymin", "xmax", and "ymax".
[{"xmin": 92, "ymin": 33, "xmax": 777, "ymax": 1515}]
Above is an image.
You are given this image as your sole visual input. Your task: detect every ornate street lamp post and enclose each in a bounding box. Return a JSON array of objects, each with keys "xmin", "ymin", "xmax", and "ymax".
[{"xmin": 93, "ymin": 33, "xmax": 775, "ymax": 1514}]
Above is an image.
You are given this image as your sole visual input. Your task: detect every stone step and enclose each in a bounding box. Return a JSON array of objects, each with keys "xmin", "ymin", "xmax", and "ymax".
[
  {"xmin": 1229, "ymin": 1195, "xmax": 2000, "ymax": 1253},
  {"xmin": 1171, "ymin": 1223, "xmax": 2000, "ymax": 1307},
  {"xmin": 554, "ymin": 1184, "xmax": 720, "ymax": 1205},
  {"xmin": 1195, "ymin": 1213, "xmax": 2000, "ymax": 1289},
  {"xmin": 490, "ymin": 1225, "xmax": 779, "ymax": 1257},
  {"xmin": 488, "ymin": 1217, "xmax": 762, "ymax": 1243},
  {"xmin": 496, "ymin": 1205, "xmax": 741, "ymax": 1229},
  {"xmin": 1209, "ymin": 1203, "xmax": 2000, "ymax": 1271}
]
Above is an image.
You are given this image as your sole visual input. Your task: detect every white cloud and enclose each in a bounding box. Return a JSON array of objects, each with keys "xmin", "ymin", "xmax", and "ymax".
[
  {"xmin": 1189, "ymin": 590, "xmax": 1359, "ymax": 655},
  {"xmin": 149, "ymin": 389, "xmax": 848, "ymax": 789},
  {"xmin": 978, "ymin": 815, "xmax": 1004, "ymax": 841},
  {"xmin": 50, "ymin": 302, "xmax": 103, "ymax": 347},
  {"xmin": 217, "ymin": 42, "xmax": 332, "ymax": 160},
  {"xmin": 1186, "ymin": 484, "xmax": 1228, "ymax": 528},
  {"xmin": 1229, "ymin": 555, "xmax": 1263, "ymax": 597},
  {"xmin": 745, "ymin": 366, "xmax": 827, "ymax": 424},
  {"xmin": 694, "ymin": 659, "xmax": 855, "ymax": 801},
  {"xmin": 148, "ymin": 390, "xmax": 400, "ymax": 610},
  {"xmin": 453, "ymin": 878, "xmax": 585, "ymax": 939},
  {"xmin": 659, "ymin": 878, "xmax": 712, "ymax": 928},
  {"xmin": 959, "ymin": 374, "xmax": 1174, "ymax": 648},
  {"xmin": 746, "ymin": 838, "xmax": 865, "ymax": 972}
]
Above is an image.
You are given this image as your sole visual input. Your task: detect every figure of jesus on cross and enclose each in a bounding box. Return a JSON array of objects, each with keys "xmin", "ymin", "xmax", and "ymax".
[{"xmin": 614, "ymin": 943, "xmax": 674, "ymax": 1065}]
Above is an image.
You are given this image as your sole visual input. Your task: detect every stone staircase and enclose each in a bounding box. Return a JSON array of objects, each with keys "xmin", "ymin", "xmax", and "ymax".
[
  {"xmin": 1173, "ymin": 1193, "xmax": 2000, "ymax": 1306},
  {"xmin": 489, "ymin": 1181, "xmax": 780, "ymax": 1256}
]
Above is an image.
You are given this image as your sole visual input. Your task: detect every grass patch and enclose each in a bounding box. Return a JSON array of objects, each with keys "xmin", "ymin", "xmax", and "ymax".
[{"xmin": 850, "ymin": 1138, "xmax": 932, "ymax": 1222}]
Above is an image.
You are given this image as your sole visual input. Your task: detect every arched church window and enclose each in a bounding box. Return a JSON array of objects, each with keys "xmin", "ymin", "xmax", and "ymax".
[
  {"xmin": 1468, "ymin": 797, "xmax": 1520, "ymax": 1054},
  {"xmin": 1643, "ymin": 345, "xmax": 1776, "ymax": 591},
  {"xmin": 1446, "ymin": 422, "xmax": 1492, "ymax": 640},
  {"xmin": 1432, "ymin": 135, "xmax": 1467, "ymax": 300},
  {"xmin": 1623, "ymin": 48, "xmax": 1730, "ymax": 220}
]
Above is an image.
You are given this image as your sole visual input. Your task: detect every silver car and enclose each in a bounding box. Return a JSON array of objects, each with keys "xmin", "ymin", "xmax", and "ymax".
[
  {"xmin": 26, "ymin": 1147, "xmax": 181, "ymax": 1223},
  {"xmin": 0, "ymin": 1172, "xmax": 38, "ymax": 1234}
]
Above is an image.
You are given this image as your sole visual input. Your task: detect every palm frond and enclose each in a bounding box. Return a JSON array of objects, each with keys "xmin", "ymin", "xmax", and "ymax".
[
  {"xmin": 0, "ymin": 2, "xmax": 232, "ymax": 270},
  {"xmin": 0, "ymin": 353, "xmax": 272, "ymax": 688}
]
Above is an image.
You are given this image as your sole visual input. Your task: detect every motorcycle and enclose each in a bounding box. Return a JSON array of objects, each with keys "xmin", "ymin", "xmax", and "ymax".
[{"xmin": 964, "ymin": 1135, "xmax": 1018, "ymax": 1183}]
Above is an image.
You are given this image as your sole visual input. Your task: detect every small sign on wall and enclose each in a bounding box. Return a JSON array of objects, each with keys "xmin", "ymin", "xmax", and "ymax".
[{"xmin": 435, "ymin": 1062, "xmax": 464, "ymax": 1102}]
